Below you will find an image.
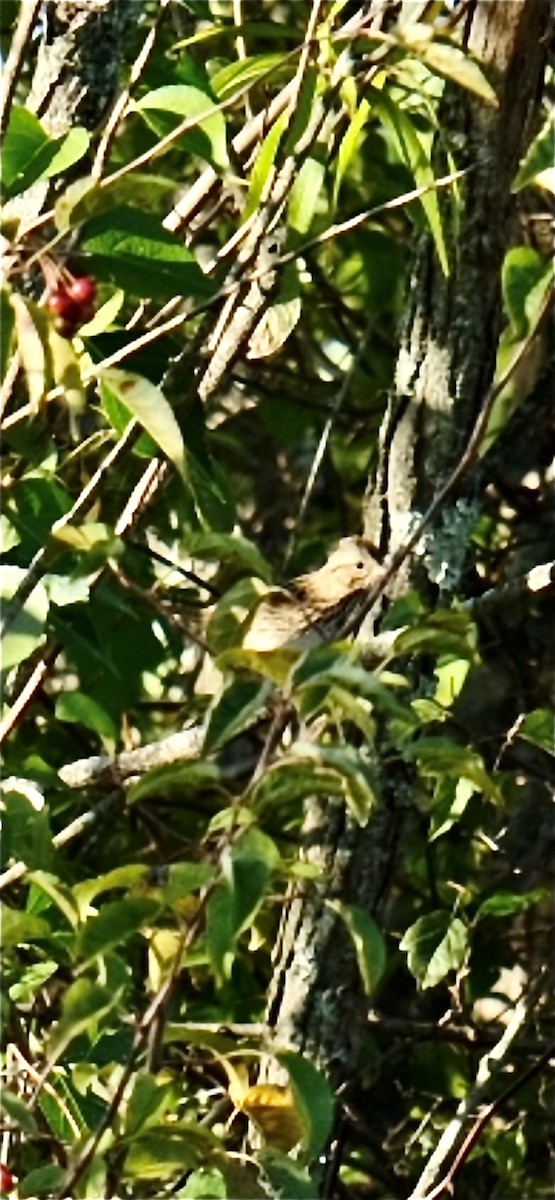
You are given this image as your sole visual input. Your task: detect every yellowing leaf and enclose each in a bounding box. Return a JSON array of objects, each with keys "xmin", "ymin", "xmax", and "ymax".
[
  {"xmin": 11, "ymin": 293, "xmax": 48, "ymax": 412},
  {"xmin": 99, "ymin": 369, "xmax": 186, "ymax": 476},
  {"xmin": 239, "ymin": 1084, "xmax": 305, "ymax": 1150}
]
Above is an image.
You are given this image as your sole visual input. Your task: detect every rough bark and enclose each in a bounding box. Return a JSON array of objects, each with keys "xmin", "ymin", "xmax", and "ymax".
[
  {"xmin": 262, "ymin": 0, "xmax": 551, "ymax": 1100},
  {"xmin": 9, "ymin": 0, "xmax": 145, "ymax": 225}
]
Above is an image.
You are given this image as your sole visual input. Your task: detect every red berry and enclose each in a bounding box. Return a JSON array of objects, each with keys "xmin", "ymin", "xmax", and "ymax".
[
  {"xmin": 0, "ymin": 1164, "xmax": 15, "ymax": 1193},
  {"xmin": 68, "ymin": 276, "xmax": 96, "ymax": 305},
  {"xmin": 54, "ymin": 315, "xmax": 78, "ymax": 339},
  {"xmin": 47, "ymin": 288, "xmax": 78, "ymax": 319}
]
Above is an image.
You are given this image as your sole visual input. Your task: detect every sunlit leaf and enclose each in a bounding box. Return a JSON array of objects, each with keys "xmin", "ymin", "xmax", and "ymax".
[
  {"xmin": 99, "ymin": 369, "xmax": 186, "ymax": 476},
  {"xmin": 333, "ymin": 97, "xmax": 370, "ymax": 206},
  {"xmin": 10, "ymin": 294, "xmax": 48, "ymax": 412},
  {"xmin": 76, "ymin": 897, "xmax": 161, "ymax": 964},
  {"xmin": 401, "ymin": 912, "xmax": 468, "ymax": 989},
  {"xmin": 287, "ymin": 156, "xmax": 326, "ymax": 237},
  {"xmin": 277, "ymin": 1050, "xmax": 335, "ymax": 1159},
  {"xmin": 47, "ymin": 978, "xmax": 120, "ymax": 1057},
  {"xmin": 514, "ymin": 112, "xmax": 555, "ymax": 193},
  {"xmin": 1, "ymin": 565, "xmax": 49, "ymax": 670},
  {"xmin": 328, "ymin": 901, "xmax": 386, "ymax": 995},
  {"xmin": 374, "ymin": 91, "xmax": 449, "ymax": 275},
  {"xmin": 397, "ymin": 30, "xmax": 497, "ymax": 105},
  {"xmin": 55, "ymin": 690, "xmax": 118, "ymax": 739},
  {"xmin": 135, "ymin": 84, "xmax": 228, "ymax": 171},
  {"xmin": 248, "ymin": 266, "xmax": 301, "ymax": 358},
  {"xmin": 518, "ymin": 708, "xmax": 555, "ymax": 756}
]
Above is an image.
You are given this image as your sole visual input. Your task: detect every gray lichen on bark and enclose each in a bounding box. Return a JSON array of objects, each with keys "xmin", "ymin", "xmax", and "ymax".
[{"xmin": 29, "ymin": 0, "xmax": 144, "ymax": 137}]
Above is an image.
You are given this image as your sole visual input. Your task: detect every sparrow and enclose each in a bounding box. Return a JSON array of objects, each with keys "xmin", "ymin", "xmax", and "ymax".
[{"xmin": 242, "ymin": 536, "xmax": 382, "ymax": 652}]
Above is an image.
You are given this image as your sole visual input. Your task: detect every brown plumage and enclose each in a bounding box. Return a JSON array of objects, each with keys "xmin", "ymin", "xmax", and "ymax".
[{"xmin": 242, "ymin": 536, "xmax": 382, "ymax": 652}]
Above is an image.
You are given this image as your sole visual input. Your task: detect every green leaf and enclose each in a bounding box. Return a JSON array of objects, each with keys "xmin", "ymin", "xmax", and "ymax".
[
  {"xmin": 519, "ymin": 708, "xmax": 555, "ymax": 756},
  {"xmin": 47, "ymin": 978, "xmax": 120, "ymax": 1057},
  {"xmin": 398, "ymin": 33, "xmax": 497, "ymax": 105},
  {"xmin": 99, "ymin": 370, "xmax": 187, "ymax": 477},
  {"xmin": 80, "ymin": 207, "xmax": 212, "ymax": 301},
  {"xmin": 72, "ymin": 864, "xmax": 150, "ymax": 919},
  {"xmin": 207, "ymin": 828, "xmax": 279, "ymax": 980},
  {"xmin": 327, "ymin": 901, "xmax": 386, "ymax": 995},
  {"xmin": 333, "ymin": 97, "xmax": 370, "ymax": 206},
  {"xmin": 478, "ymin": 889, "xmax": 548, "ymax": 919},
  {"xmin": 400, "ymin": 912, "xmax": 468, "ymax": 989},
  {"xmin": 0, "ymin": 566, "xmax": 49, "ymax": 670},
  {"xmin": 392, "ymin": 609, "xmax": 477, "ymax": 658},
  {"xmin": 0, "ymin": 781, "xmax": 53, "ymax": 872},
  {"xmin": 289, "ymin": 742, "xmax": 379, "ymax": 825},
  {"xmin": 207, "ymin": 577, "xmax": 269, "ymax": 654},
  {"xmin": 287, "ymin": 156, "xmax": 326, "ymax": 238},
  {"xmin": 8, "ymin": 959, "xmax": 58, "ymax": 1004},
  {"xmin": 429, "ymin": 777, "xmax": 475, "ymax": 841},
  {"xmin": 277, "ymin": 1051, "xmax": 335, "ymax": 1160},
  {"xmin": 177, "ymin": 1167, "xmax": 227, "ymax": 1198},
  {"xmin": 128, "ymin": 761, "xmax": 221, "ymax": 805},
  {"xmin": 76, "ymin": 897, "xmax": 161, "ymax": 964},
  {"xmin": 27, "ymin": 871, "xmax": 80, "ymax": 927},
  {"xmin": 374, "ymin": 91, "xmax": 449, "ymax": 275},
  {"xmin": 159, "ymin": 862, "xmax": 214, "ymax": 907},
  {"xmin": 136, "ymin": 84, "xmax": 228, "ymax": 171},
  {"xmin": 20, "ymin": 1166, "xmax": 65, "ymax": 1198},
  {"xmin": 405, "ymin": 736, "xmax": 499, "ymax": 798},
  {"xmin": 10, "ymin": 293, "xmax": 48, "ymax": 412},
  {"xmin": 79, "ymin": 287, "xmax": 124, "ymax": 336},
  {"xmin": 514, "ymin": 112, "xmax": 555, "ymax": 193},
  {"xmin": 55, "ymin": 690, "xmax": 118, "ymax": 739},
  {"xmin": 258, "ymin": 1149, "xmax": 319, "ymax": 1200},
  {"xmin": 211, "ymin": 53, "xmax": 285, "ymax": 100},
  {"xmin": 1, "ymin": 1087, "xmax": 40, "ymax": 1135},
  {"xmin": 0, "ymin": 288, "xmax": 15, "ymax": 383},
  {"xmin": 1, "ymin": 903, "xmax": 51, "ymax": 948},
  {"xmin": 502, "ymin": 247, "xmax": 553, "ymax": 339},
  {"xmin": 245, "ymin": 111, "xmax": 288, "ymax": 218},
  {"xmin": 124, "ymin": 1073, "xmax": 176, "ymax": 1137},
  {"xmin": 41, "ymin": 126, "xmax": 90, "ymax": 179},
  {"xmin": 188, "ymin": 532, "xmax": 272, "ymax": 580},
  {"xmin": 123, "ymin": 1125, "xmax": 214, "ymax": 1181},
  {"xmin": 204, "ymin": 678, "xmax": 273, "ymax": 753},
  {"xmin": 2, "ymin": 107, "xmax": 56, "ymax": 198}
]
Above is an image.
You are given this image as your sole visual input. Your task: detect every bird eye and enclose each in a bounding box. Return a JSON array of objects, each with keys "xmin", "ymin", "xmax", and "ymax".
[{"xmin": 356, "ymin": 561, "xmax": 365, "ymax": 570}]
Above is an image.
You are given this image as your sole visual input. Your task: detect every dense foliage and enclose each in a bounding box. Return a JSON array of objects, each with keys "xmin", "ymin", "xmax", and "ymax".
[{"xmin": 1, "ymin": 2, "xmax": 553, "ymax": 1198}]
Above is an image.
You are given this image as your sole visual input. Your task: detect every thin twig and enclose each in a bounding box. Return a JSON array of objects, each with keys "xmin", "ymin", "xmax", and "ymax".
[
  {"xmin": 407, "ymin": 969, "xmax": 550, "ymax": 1199},
  {"xmin": 83, "ymin": 169, "xmax": 466, "ymax": 380},
  {"xmin": 0, "ymin": 0, "xmax": 42, "ymax": 139},
  {"xmin": 283, "ymin": 315, "xmax": 376, "ymax": 568},
  {"xmin": 0, "ymin": 644, "xmax": 59, "ymax": 746},
  {"xmin": 0, "ymin": 792, "xmax": 119, "ymax": 892},
  {"xmin": 53, "ymin": 893, "xmax": 213, "ymax": 1200},
  {"xmin": 0, "ymin": 421, "xmax": 139, "ymax": 641},
  {"xmin": 92, "ymin": 0, "xmax": 172, "ymax": 179},
  {"xmin": 420, "ymin": 1038, "xmax": 555, "ymax": 1200}
]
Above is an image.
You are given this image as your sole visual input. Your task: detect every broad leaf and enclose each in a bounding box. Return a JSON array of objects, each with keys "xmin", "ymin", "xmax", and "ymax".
[
  {"xmin": 1, "ymin": 565, "xmax": 49, "ymax": 670},
  {"xmin": 401, "ymin": 912, "xmax": 468, "ymax": 989},
  {"xmin": 79, "ymin": 207, "xmax": 211, "ymax": 301},
  {"xmin": 99, "ymin": 370, "xmax": 186, "ymax": 476},
  {"xmin": 328, "ymin": 901, "xmax": 386, "ymax": 995},
  {"xmin": 135, "ymin": 84, "xmax": 228, "ymax": 171}
]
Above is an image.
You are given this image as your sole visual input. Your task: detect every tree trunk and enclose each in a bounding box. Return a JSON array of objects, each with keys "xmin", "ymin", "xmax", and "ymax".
[{"xmin": 262, "ymin": 0, "xmax": 551, "ymax": 1096}]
